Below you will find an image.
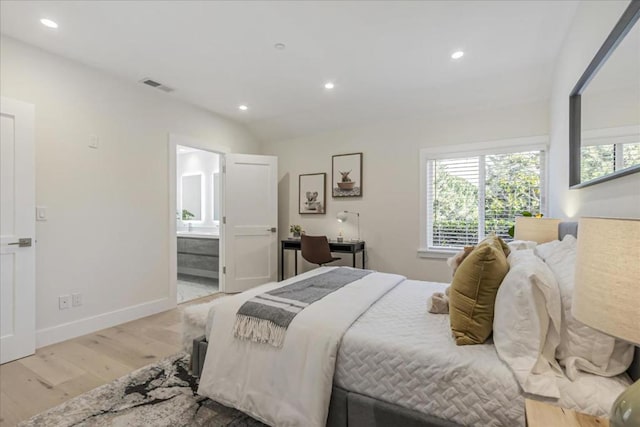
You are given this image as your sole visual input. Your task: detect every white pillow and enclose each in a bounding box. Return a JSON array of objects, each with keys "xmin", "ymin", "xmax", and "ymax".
[
  {"xmin": 532, "ymin": 238, "xmax": 561, "ymax": 261},
  {"xmin": 494, "ymin": 249, "xmax": 564, "ymax": 398},
  {"xmin": 536, "ymin": 235, "xmax": 634, "ymax": 379},
  {"xmin": 507, "ymin": 240, "xmax": 537, "ymax": 251}
]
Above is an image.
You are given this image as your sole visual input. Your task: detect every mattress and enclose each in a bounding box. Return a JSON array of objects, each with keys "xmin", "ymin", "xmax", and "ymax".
[{"xmin": 334, "ymin": 280, "xmax": 630, "ymax": 427}]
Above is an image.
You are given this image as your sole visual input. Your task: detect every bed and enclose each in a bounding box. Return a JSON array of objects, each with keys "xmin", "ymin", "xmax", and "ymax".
[{"xmin": 185, "ymin": 223, "xmax": 639, "ymax": 427}]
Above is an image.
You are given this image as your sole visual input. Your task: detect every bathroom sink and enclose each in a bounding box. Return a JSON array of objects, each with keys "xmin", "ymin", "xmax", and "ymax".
[{"xmin": 177, "ymin": 230, "xmax": 219, "ymax": 239}]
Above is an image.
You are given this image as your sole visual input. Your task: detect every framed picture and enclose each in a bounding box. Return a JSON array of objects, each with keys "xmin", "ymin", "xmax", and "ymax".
[
  {"xmin": 332, "ymin": 153, "xmax": 363, "ymax": 197},
  {"xmin": 299, "ymin": 173, "xmax": 326, "ymax": 214}
]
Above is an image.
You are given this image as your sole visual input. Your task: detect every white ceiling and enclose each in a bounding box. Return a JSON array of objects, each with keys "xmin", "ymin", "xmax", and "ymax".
[{"xmin": 0, "ymin": 1, "xmax": 580, "ymax": 142}]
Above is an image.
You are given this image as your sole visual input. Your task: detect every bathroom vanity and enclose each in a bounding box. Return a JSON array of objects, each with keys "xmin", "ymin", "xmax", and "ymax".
[{"xmin": 177, "ymin": 233, "xmax": 219, "ymax": 279}]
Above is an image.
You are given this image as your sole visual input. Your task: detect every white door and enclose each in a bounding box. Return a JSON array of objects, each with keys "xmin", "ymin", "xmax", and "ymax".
[
  {"xmin": 223, "ymin": 154, "xmax": 278, "ymax": 293},
  {"xmin": 1, "ymin": 97, "xmax": 36, "ymax": 364}
]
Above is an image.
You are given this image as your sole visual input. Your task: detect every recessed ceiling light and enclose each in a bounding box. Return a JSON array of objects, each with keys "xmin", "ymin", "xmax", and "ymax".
[
  {"xmin": 451, "ymin": 51, "xmax": 464, "ymax": 60},
  {"xmin": 40, "ymin": 18, "xmax": 58, "ymax": 29},
  {"xmin": 324, "ymin": 82, "xmax": 335, "ymax": 90},
  {"xmin": 274, "ymin": 43, "xmax": 286, "ymax": 50},
  {"xmin": 238, "ymin": 105, "xmax": 248, "ymax": 111}
]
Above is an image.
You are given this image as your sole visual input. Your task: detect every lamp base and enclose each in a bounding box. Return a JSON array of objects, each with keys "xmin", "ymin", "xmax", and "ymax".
[{"xmin": 611, "ymin": 379, "xmax": 640, "ymax": 427}]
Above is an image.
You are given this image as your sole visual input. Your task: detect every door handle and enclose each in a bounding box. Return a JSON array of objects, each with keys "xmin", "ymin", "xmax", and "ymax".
[
  {"xmin": 269, "ymin": 227, "xmax": 277, "ymax": 233},
  {"xmin": 8, "ymin": 238, "xmax": 32, "ymax": 248}
]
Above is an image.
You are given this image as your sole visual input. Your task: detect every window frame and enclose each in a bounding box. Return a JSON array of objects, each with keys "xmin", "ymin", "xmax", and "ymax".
[{"xmin": 418, "ymin": 135, "xmax": 549, "ymax": 258}]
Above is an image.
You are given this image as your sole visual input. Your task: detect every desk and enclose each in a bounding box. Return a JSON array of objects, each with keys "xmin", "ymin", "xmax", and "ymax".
[{"xmin": 280, "ymin": 239, "xmax": 366, "ymax": 280}]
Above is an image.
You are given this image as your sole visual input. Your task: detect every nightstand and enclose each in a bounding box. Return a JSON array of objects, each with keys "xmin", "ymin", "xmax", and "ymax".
[{"xmin": 525, "ymin": 399, "xmax": 609, "ymax": 427}]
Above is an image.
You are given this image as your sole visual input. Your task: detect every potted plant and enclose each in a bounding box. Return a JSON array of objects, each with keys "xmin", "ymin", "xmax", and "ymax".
[
  {"xmin": 182, "ymin": 209, "xmax": 195, "ymax": 221},
  {"xmin": 289, "ymin": 224, "xmax": 303, "ymax": 238}
]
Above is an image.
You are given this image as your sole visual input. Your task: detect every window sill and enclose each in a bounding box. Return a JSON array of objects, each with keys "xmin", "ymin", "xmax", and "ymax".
[{"xmin": 417, "ymin": 248, "xmax": 457, "ymax": 259}]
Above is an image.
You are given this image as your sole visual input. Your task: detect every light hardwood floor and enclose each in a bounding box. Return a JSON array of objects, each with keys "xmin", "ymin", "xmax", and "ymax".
[{"xmin": 0, "ymin": 294, "xmax": 222, "ymax": 427}]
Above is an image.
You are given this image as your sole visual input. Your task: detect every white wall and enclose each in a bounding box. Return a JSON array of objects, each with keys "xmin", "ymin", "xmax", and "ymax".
[
  {"xmin": 263, "ymin": 101, "xmax": 549, "ymax": 282},
  {"xmin": 0, "ymin": 36, "xmax": 260, "ymax": 347},
  {"xmin": 177, "ymin": 149, "xmax": 220, "ymax": 230},
  {"xmin": 548, "ymin": 0, "xmax": 640, "ymax": 219}
]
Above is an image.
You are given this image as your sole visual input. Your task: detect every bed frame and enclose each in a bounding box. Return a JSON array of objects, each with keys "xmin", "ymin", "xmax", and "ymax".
[{"xmin": 190, "ymin": 222, "xmax": 640, "ymax": 426}]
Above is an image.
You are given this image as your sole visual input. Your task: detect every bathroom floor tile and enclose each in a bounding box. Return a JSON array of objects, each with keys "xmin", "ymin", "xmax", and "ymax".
[{"xmin": 177, "ymin": 275, "xmax": 219, "ymax": 304}]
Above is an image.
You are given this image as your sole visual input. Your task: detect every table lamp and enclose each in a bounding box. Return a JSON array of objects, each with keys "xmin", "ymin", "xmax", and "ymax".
[
  {"xmin": 573, "ymin": 217, "xmax": 640, "ymax": 427},
  {"xmin": 513, "ymin": 217, "xmax": 561, "ymax": 243},
  {"xmin": 336, "ymin": 211, "xmax": 360, "ymax": 242}
]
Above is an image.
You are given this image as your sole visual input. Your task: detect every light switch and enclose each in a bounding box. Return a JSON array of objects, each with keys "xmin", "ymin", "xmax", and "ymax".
[
  {"xmin": 89, "ymin": 135, "xmax": 99, "ymax": 149},
  {"xmin": 36, "ymin": 206, "xmax": 47, "ymax": 221}
]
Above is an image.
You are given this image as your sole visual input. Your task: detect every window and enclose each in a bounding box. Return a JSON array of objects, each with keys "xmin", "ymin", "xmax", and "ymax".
[
  {"xmin": 419, "ymin": 137, "xmax": 547, "ymax": 255},
  {"xmin": 581, "ymin": 142, "xmax": 640, "ymax": 182},
  {"xmin": 580, "ymin": 126, "xmax": 640, "ymax": 182}
]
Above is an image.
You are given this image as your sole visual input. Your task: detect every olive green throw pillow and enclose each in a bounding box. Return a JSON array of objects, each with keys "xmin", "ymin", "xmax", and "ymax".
[{"xmin": 449, "ymin": 236, "xmax": 510, "ymax": 345}]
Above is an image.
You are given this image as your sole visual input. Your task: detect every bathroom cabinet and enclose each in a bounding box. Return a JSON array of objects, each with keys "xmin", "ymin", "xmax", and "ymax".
[{"xmin": 177, "ymin": 237, "xmax": 219, "ymax": 279}]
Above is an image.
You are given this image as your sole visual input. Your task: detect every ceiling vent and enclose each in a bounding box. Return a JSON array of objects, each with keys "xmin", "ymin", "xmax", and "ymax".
[{"xmin": 139, "ymin": 78, "xmax": 175, "ymax": 93}]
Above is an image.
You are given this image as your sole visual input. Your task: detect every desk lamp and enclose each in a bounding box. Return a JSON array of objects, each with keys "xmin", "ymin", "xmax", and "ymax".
[{"xmin": 336, "ymin": 211, "xmax": 360, "ymax": 242}]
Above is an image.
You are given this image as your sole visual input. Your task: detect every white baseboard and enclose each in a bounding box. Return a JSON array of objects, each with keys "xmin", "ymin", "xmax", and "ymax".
[{"xmin": 36, "ymin": 297, "xmax": 176, "ymax": 348}]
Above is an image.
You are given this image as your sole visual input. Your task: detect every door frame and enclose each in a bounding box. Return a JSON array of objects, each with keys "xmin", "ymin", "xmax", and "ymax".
[{"xmin": 168, "ymin": 134, "xmax": 229, "ymax": 302}]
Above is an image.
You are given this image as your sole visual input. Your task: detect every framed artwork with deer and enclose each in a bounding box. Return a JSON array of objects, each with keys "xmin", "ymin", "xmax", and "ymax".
[{"xmin": 332, "ymin": 153, "xmax": 363, "ymax": 198}]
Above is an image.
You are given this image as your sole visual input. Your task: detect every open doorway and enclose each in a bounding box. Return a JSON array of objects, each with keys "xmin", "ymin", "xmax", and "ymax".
[
  {"xmin": 169, "ymin": 134, "xmax": 279, "ymax": 303},
  {"xmin": 174, "ymin": 142, "xmax": 222, "ymax": 304}
]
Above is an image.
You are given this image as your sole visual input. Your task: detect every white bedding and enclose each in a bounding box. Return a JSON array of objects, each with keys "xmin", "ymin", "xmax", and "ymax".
[
  {"xmin": 334, "ymin": 280, "xmax": 631, "ymax": 426},
  {"xmin": 197, "ymin": 267, "xmax": 405, "ymax": 427}
]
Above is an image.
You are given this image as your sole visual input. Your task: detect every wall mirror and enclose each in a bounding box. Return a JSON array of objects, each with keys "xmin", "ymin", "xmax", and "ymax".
[
  {"xmin": 181, "ymin": 174, "xmax": 203, "ymax": 221},
  {"xmin": 569, "ymin": 1, "xmax": 640, "ymax": 188}
]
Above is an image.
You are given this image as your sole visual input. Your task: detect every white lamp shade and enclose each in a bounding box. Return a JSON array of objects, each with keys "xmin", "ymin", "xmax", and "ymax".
[
  {"xmin": 572, "ymin": 217, "xmax": 640, "ymax": 345},
  {"xmin": 514, "ymin": 217, "xmax": 561, "ymax": 243},
  {"xmin": 336, "ymin": 211, "xmax": 348, "ymax": 222}
]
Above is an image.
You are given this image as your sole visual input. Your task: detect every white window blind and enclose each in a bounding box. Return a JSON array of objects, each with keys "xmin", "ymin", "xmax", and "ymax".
[
  {"xmin": 425, "ymin": 149, "xmax": 546, "ymax": 250},
  {"xmin": 581, "ymin": 126, "xmax": 640, "ymax": 182},
  {"xmin": 581, "ymin": 142, "xmax": 640, "ymax": 182}
]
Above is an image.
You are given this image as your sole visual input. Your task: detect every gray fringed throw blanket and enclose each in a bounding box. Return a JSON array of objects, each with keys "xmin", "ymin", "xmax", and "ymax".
[{"xmin": 233, "ymin": 268, "xmax": 372, "ymax": 347}]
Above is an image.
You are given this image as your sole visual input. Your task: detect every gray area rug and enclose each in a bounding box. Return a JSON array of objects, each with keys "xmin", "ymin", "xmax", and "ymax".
[{"xmin": 19, "ymin": 353, "xmax": 265, "ymax": 427}]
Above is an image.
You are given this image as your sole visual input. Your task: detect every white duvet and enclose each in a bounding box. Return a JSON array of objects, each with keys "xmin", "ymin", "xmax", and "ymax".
[
  {"xmin": 335, "ymin": 280, "xmax": 631, "ymax": 426},
  {"xmin": 197, "ymin": 267, "xmax": 405, "ymax": 427}
]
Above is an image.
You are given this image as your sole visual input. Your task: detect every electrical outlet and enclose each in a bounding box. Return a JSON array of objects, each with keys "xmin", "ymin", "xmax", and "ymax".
[
  {"xmin": 59, "ymin": 295, "xmax": 71, "ymax": 310},
  {"xmin": 72, "ymin": 293, "xmax": 82, "ymax": 307}
]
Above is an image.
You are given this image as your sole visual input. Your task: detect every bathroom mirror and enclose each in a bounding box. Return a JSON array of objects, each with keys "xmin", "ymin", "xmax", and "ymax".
[
  {"xmin": 181, "ymin": 174, "xmax": 203, "ymax": 221},
  {"xmin": 569, "ymin": 1, "xmax": 640, "ymax": 188},
  {"xmin": 212, "ymin": 172, "xmax": 221, "ymax": 222}
]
